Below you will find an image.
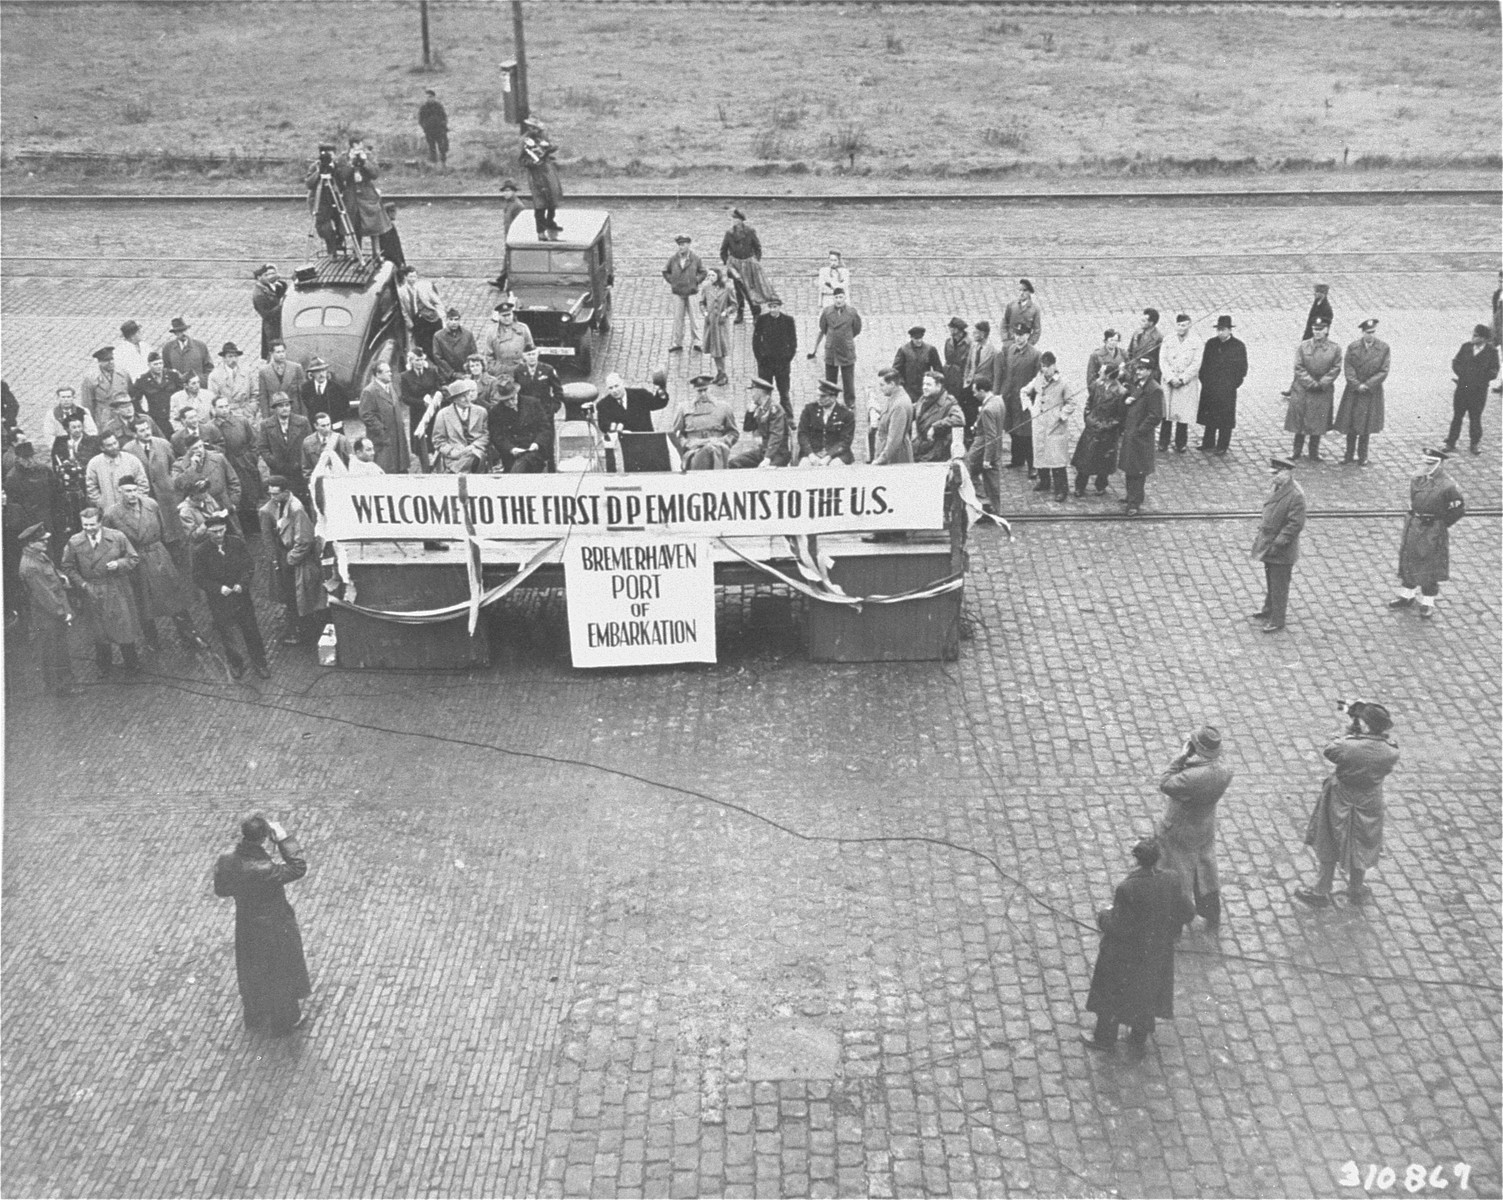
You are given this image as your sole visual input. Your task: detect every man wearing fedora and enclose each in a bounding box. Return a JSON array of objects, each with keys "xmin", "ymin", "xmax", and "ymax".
[
  {"xmin": 1391, "ymin": 446, "xmax": 1465, "ymax": 619},
  {"xmin": 1197, "ymin": 315, "xmax": 1247, "ymax": 455},
  {"xmin": 1248, "ymin": 456, "xmax": 1306, "ymax": 633},
  {"xmin": 16, "ymin": 521, "xmax": 78, "ymax": 695},
  {"xmin": 114, "ymin": 319, "xmax": 152, "ymax": 382},
  {"xmin": 252, "ymin": 265, "xmax": 288, "ymax": 361},
  {"xmin": 300, "ymin": 357, "xmax": 350, "ymax": 427},
  {"xmin": 208, "ymin": 342, "xmax": 254, "ymax": 417},
  {"xmin": 1295, "ymin": 701, "xmax": 1400, "ymax": 907},
  {"xmin": 663, "ymin": 235, "xmax": 707, "ymax": 353},
  {"xmin": 161, "ymin": 317, "xmax": 212, "ymax": 387},
  {"xmin": 1157, "ymin": 725, "xmax": 1234, "ymax": 932},
  {"xmin": 1082, "ymin": 838, "xmax": 1194, "ymax": 1057}
]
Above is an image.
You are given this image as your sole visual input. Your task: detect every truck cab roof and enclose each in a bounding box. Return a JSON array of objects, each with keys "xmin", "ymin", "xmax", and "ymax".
[{"xmin": 506, "ymin": 209, "xmax": 610, "ymax": 250}]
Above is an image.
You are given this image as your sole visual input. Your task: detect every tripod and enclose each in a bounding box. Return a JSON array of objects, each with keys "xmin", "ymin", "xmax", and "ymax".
[{"xmin": 310, "ymin": 166, "xmax": 364, "ymax": 265}]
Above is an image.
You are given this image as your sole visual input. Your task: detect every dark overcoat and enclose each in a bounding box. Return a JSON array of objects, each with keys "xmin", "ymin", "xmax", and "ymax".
[
  {"xmin": 1250, "ymin": 478, "xmax": 1307, "ymax": 565},
  {"xmin": 1116, "ymin": 379, "xmax": 1163, "ymax": 476},
  {"xmin": 1398, "ymin": 470, "xmax": 1464, "ymax": 587},
  {"xmin": 1452, "ymin": 341, "xmax": 1500, "ymax": 404},
  {"xmin": 1071, "ymin": 381, "xmax": 1125, "ymax": 476},
  {"xmin": 1285, "ymin": 338, "xmax": 1343, "ymax": 435},
  {"xmin": 1086, "ymin": 867, "xmax": 1194, "ymax": 1023},
  {"xmin": 213, "ymin": 837, "xmax": 311, "ymax": 1019},
  {"xmin": 1197, "ymin": 335, "xmax": 1248, "ymax": 428},
  {"xmin": 1305, "ymin": 734, "xmax": 1400, "ymax": 871},
  {"xmin": 1334, "ymin": 337, "xmax": 1390, "ymax": 436}
]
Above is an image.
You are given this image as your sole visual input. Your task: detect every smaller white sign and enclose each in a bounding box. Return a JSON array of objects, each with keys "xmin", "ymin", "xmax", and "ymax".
[{"xmin": 564, "ymin": 536, "xmax": 717, "ymax": 668}]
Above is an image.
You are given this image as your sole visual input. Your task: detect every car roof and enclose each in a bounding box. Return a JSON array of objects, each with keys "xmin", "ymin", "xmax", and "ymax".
[
  {"xmin": 292, "ymin": 256, "xmax": 394, "ymax": 293},
  {"xmin": 506, "ymin": 208, "xmax": 610, "ymax": 250}
]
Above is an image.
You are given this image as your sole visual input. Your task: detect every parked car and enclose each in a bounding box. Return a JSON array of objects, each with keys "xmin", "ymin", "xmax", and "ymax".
[
  {"xmin": 282, "ymin": 256, "xmax": 407, "ymax": 394},
  {"xmin": 496, "ymin": 209, "xmax": 613, "ymax": 377}
]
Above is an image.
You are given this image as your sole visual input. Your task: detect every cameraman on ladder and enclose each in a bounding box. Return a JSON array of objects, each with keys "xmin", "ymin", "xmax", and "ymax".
[{"xmin": 304, "ymin": 143, "xmax": 351, "ymax": 258}]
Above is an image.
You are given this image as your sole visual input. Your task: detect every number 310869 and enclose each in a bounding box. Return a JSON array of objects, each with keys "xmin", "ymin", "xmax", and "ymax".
[{"xmin": 1338, "ymin": 1163, "xmax": 1471, "ymax": 1192}]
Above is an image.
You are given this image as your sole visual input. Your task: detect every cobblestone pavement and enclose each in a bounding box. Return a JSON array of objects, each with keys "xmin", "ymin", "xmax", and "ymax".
[{"xmin": 2, "ymin": 198, "xmax": 1500, "ymax": 1198}]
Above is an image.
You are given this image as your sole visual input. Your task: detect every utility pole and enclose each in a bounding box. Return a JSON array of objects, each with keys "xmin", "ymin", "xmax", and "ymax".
[
  {"xmin": 512, "ymin": 0, "xmax": 530, "ymax": 125},
  {"xmin": 420, "ymin": 0, "xmax": 431, "ymax": 67}
]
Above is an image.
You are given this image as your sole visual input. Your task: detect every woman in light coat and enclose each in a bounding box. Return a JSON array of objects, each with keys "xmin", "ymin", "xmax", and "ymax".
[{"xmin": 700, "ymin": 268, "xmax": 736, "ymax": 386}]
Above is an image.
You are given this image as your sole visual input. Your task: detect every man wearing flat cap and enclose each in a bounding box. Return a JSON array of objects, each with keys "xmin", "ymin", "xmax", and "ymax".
[
  {"xmin": 1157, "ymin": 725, "xmax": 1234, "ymax": 932},
  {"xmin": 1302, "ymin": 283, "xmax": 1334, "ymax": 341},
  {"xmin": 670, "ymin": 375, "xmax": 739, "ymax": 470},
  {"xmin": 162, "ymin": 317, "xmax": 212, "ymax": 388},
  {"xmin": 1248, "ymin": 456, "xmax": 1306, "ymax": 633},
  {"xmin": 1295, "ymin": 701, "xmax": 1400, "ymax": 907},
  {"xmin": 1335, "ymin": 318, "xmax": 1389, "ymax": 465},
  {"xmin": 1446, "ymin": 323, "xmax": 1500, "ymax": 454},
  {"xmin": 892, "ymin": 325, "xmax": 942, "ymax": 404},
  {"xmin": 17, "ymin": 521, "xmax": 78, "ymax": 694},
  {"xmin": 663, "ymin": 236, "xmax": 707, "ymax": 353},
  {"xmin": 1082, "ymin": 838, "xmax": 1195, "ymax": 1057},
  {"xmin": 1391, "ymin": 447, "xmax": 1465, "ymax": 619},
  {"xmin": 252, "ymin": 265, "xmax": 288, "ymax": 361}
]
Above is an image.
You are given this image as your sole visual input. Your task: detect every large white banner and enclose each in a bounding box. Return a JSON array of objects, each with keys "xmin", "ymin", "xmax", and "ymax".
[
  {"xmin": 564, "ymin": 536, "xmax": 717, "ymax": 667},
  {"xmin": 321, "ymin": 464, "xmax": 949, "ymax": 541}
]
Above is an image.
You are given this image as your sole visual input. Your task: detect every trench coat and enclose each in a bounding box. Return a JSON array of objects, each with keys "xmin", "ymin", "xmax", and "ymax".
[
  {"xmin": 161, "ymin": 337, "xmax": 213, "ymax": 387},
  {"xmin": 121, "ymin": 435, "xmax": 187, "ymax": 545},
  {"xmin": 1284, "ymin": 337, "xmax": 1343, "ymax": 435},
  {"xmin": 337, "ymin": 155, "xmax": 392, "ymax": 237},
  {"xmin": 994, "ymin": 342, "xmax": 1041, "ymax": 437},
  {"xmin": 1334, "ymin": 337, "xmax": 1390, "ymax": 436},
  {"xmin": 1158, "ymin": 332, "xmax": 1202, "ymax": 425},
  {"xmin": 213, "ymin": 412, "xmax": 264, "ymax": 511},
  {"xmin": 1305, "ymin": 733, "xmax": 1400, "ymax": 871},
  {"xmin": 103, "ymin": 497, "xmax": 194, "ymax": 618},
  {"xmin": 1250, "ymin": 477, "xmax": 1306, "ymax": 565},
  {"xmin": 61, "ymin": 527, "xmax": 142, "ymax": 644},
  {"xmin": 213, "ymin": 837, "xmax": 311, "ymax": 1022},
  {"xmin": 871, "ymin": 394, "xmax": 915, "ymax": 465},
  {"xmin": 1197, "ymin": 335, "xmax": 1248, "ymax": 428},
  {"xmin": 1398, "ymin": 469, "xmax": 1464, "ymax": 587},
  {"xmin": 1002, "ymin": 297, "xmax": 1043, "ymax": 346},
  {"xmin": 942, "ymin": 332, "xmax": 971, "ymax": 398},
  {"xmin": 700, "ymin": 282, "xmax": 736, "ymax": 359},
  {"xmin": 1116, "ymin": 379, "xmax": 1164, "ymax": 475},
  {"xmin": 1071, "ymin": 381, "xmax": 1125, "ymax": 476},
  {"xmin": 1158, "ymin": 753, "xmax": 1234, "ymax": 906},
  {"xmin": 1021, "ymin": 372, "xmax": 1078, "ymax": 469},
  {"xmin": 259, "ymin": 495, "xmax": 328, "ymax": 618},
  {"xmin": 1085, "ymin": 867, "xmax": 1193, "ymax": 1024},
  {"xmin": 357, "ymin": 381, "xmax": 410, "ymax": 474}
]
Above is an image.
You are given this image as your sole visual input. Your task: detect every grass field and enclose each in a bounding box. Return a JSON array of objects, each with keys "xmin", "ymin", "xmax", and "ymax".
[{"xmin": 1, "ymin": 1, "xmax": 1499, "ymax": 191}]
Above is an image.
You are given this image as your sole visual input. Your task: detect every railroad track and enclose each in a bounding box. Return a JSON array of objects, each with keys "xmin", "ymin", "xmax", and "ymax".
[{"xmin": 995, "ymin": 507, "xmax": 1502, "ymax": 523}]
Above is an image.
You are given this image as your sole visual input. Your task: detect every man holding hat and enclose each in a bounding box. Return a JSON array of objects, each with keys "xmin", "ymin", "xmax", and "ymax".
[
  {"xmin": 252, "ymin": 265, "xmax": 288, "ymax": 360},
  {"xmin": 1248, "ymin": 456, "xmax": 1306, "ymax": 633},
  {"xmin": 17, "ymin": 520, "xmax": 78, "ymax": 694},
  {"xmin": 892, "ymin": 325, "xmax": 942, "ymax": 404},
  {"xmin": 1284, "ymin": 316, "xmax": 1342, "ymax": 461},
  {"xmin": 1157, "ymin": 725, "xmax": 1234, "ymax": 932},
  {"xmin": 1302, "ymin": 282, "xmax": 1333, "ymax": 341},
  {"xmin": 178, "ymin": 475, "xmax": 231, "ymax": 545},
  {"xmin": 484, "ymin": 297, "xmax": 535, "ymax": 380},
  {"xmin": 1446, "ymin": 323, "xmax": 1500, "ymax": 453},
  {"xmin": 662, "ymin": 236, "xmax": 707, "ymax": 353},
  {"xmin": 1082, "ymin": 838, "xmax": 1195, "ymax": 1057},
  {"xmin": 300, "ymin": 356, "xmax": 350, "ymax": 427},
  {"xmin": 1295, "ymin": 701, "xmax": 1400, "ymax": 907},
  {"xmin": 193, "ymin": 512, "xmax": 270, "ymax": 679},
  {"xmin": 114, "ymin": 319, "xmax": 152, "ymax": 382},
  {"xmin": 81, "ymin": 345, "xmax": 134, "ymax": 438},
  {"xmin": 1196, "ymin": 315, "xmax": 1247, "ymax": 455},
  {"xmin": 795, "ymin": 379, "xmax": 856, "ymax": 467},
  {"xmin": 727, "ymin": 378, "xmax": 790, "ymax": 470},
  {"xmin": 1391, "ymin": 447, "xmax": 1465, "ymax": 618},
  {"xmin": 595, "ymin": 371, "xmax": 670, "ymax": 437},
  {"xmin": 61, "ymin": 505, "xmax": 143, "ymax": 677},
  {"xmin": 208, "ymin": 343, "xmax": 254, "ymax": 417},
  {"xmin": 670, "ymin": 375, "xmax": 739, "ymax": 471},
  {"xmin": 431, "ymin": 379, "xmax": 490, "ymax": 473},
  {"xmin": 162, "ymin": 317, "xmax": 212, "ymax": 387},
  {"xmin": 752, "ymin": 295, "xmax": 798, "ymax": 415},
  {"xmin": 1335, "ymin": 318, "xmax": 1389, "ymax": 465}
]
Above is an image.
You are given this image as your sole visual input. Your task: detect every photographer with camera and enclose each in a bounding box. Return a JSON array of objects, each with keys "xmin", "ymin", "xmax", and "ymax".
[
  {"xmin": 337, "ymin": 138, "xmax": 392, "ymax": 262},
  {"xmin": 1294, "ymin": 701, "xmax": 1400, "ymax": 908},
  {"xmin": 1157, "ymin": 725, "xmax": 1234, "ymax": 933},
  {"xmin": 305, "ymin": 143, "xmax": 347, "ymax": 256}
]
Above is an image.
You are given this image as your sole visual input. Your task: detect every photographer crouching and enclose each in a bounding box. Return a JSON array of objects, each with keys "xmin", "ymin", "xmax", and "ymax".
[{"xmin": 1294, "ymin": 701, "xmax": 1400, "ymax": 908}]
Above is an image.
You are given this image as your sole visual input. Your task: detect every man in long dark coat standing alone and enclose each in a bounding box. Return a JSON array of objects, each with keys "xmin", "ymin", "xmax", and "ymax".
[
  {"xmin": 1082, "ymin": 839, "xmax": 1194, "ymax": 1057},
  {"xmin": 1446, "ymin": 323, "xmax": 1500, "ymax": 454},
  {"xmin": 1196, "ymin": 315, "xmax": 1247, "ymax": 455},
  {"xmin": 214, "ymin": 814, "xmax": 310, "ymax": 1035},
  {"xmin": 1390, "ymin": 447, "xmax": 1465, "ymax": 619},
  {"xmin": 1249, "ymin": 456, "xmax": 1306, "ymax": 633}
]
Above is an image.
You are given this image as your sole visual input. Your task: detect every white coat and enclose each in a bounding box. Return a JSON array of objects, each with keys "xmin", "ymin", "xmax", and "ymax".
[{"xmin": 1159, "ymin": 331, "xmax": 1203, "ymax": 425}]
